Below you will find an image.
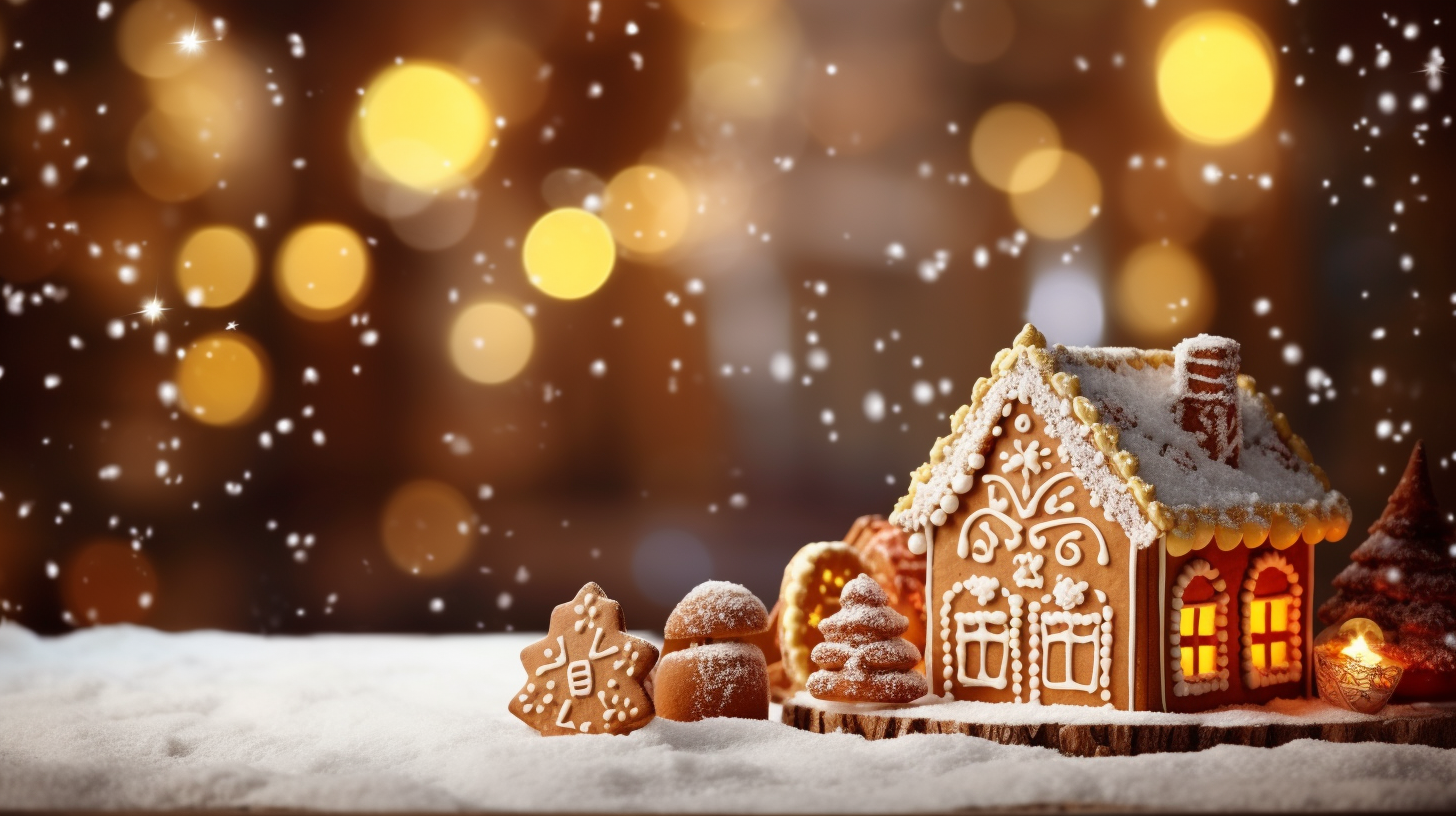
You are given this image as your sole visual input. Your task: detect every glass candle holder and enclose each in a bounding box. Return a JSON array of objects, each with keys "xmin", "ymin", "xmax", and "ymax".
[{"xmin": 1313, "ymin": 618, "xmax": 1404, "ymax": 715}]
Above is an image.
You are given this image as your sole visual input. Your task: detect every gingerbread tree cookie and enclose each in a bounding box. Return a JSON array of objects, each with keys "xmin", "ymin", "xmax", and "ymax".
[
  {"xmin": 808, "ymin": 574, "xmax": 928, "ymax": 704},
  {"xmin": 511, "ymin": 582, "xmax": 659, "ymax": 735},
  {"xmin": 1319, "ymin": 441, "xmax": 1456, "ymax": 701},
  {"xmin": 777, "ymin": 541, "xmax": 867, "ymax": 694}
]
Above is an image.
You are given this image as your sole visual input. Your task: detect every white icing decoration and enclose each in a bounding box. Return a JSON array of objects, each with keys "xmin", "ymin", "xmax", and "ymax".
[
  {"xmin": 1014, "ymin": 413, "xmax": 1032, "ymax": 433},
  {"xmin": 1001, "ymin": 439, "xmax": 1053, "ymax": 499},
  {"xmin": 536, "ymin": 636, "xmax": 567, "ymax": 676},
  {"xmin": 907, "ymin": 532, "xmax": 927, "ymax": 555},
  {"xmin": 1039, "ymin": 607, "xmax": 1104, "ymax": 694},
  {"xmin": 587, "ymin": 626, "xmax": 619, "ymax": 660},
  {"xmin": 554, "ymin": 699, "xmax": 576, "ymax": 730},
  {"xmin": 951, "ymin": 473, "xmax": 974, "ymax": 494},
  {"xmin": 969, "ymin": 453, "xmax": 985, "ymax": 470},
  {"xmin": 1051, "ymin": 575, "xmax": 1088, "ymax": 611},
  {"xmin": 983, "ymin": 472, "xmax": 1075, "ymax": 520},
  {"xmin": 954, "ymin": 610, "xmax": 1012, "ymax": 690},
  {"xmin": 958, "ymin": 506, "xmax": 1022, "ymax": 563},
  {"xmin": 963, "ymin": 574, "xmax": 1000, "ymax": 605},
  {"xmin": 1029, "ymin": 518, "xmax": 1110, "ymax": 567},
  {"xmin": 1012, "ymin": 552, "xmax": 1045, "ymax": 589},
  {"xmin": 940, "ymin": 494, "xmax": 959, "ymax": 514},
  {"xmin": 567, "ymin": 659, "xmax": 593, "ymax": 697}
]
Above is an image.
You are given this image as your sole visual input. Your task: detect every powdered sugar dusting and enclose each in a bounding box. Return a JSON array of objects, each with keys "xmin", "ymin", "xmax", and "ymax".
[
  {"xmin": 1057, "ymin": 346, "xmax": 1331, "ymax": 510},
  {"xmin": 665, "ymin": 581, "xmax": 769, "ymax": 639}
]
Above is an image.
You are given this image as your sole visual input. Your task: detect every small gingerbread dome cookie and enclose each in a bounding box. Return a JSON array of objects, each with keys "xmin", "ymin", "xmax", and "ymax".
[
  {"xmin": 664, "ymin": 580, "xmax": 770, "ymax": 641},
  {"xmin": 655, "ymin": 581, "xmax": 772, "ymax": 722}
]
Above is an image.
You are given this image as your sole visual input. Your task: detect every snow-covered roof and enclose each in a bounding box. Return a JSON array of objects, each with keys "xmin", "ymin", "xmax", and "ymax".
[{"xmin": 891, "ymin": 325, "xmax": 1352, "ymax": 557}]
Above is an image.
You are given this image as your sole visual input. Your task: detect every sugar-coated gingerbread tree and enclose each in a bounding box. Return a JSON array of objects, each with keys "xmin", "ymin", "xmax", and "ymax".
[
  {"xmin": 808, "ymin": 574, "xmax": 928, "ymax": 704},
  {"xmin": 1319, "ymin": 441, "xmax": 1456, "ymax": 700}
]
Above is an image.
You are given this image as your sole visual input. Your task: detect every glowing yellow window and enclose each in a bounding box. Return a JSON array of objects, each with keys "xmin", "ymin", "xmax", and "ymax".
[
  {"xmin": 1179, "ymin": 602, "xmax": 1218, "ymax": 678},
  {"xmin": 1249, "ymin": 594, "xmax": 1294, "ymax": 670}
]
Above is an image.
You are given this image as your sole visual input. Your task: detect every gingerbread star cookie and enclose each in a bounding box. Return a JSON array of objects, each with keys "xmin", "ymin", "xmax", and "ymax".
[{"xmin": 510, "ymin": 582, "xmax": 659, "ymax": 736}]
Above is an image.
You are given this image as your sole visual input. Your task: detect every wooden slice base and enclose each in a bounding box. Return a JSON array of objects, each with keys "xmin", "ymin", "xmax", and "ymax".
[{"xmin": 781, "ymin": 696, "xmax": 1456, "ymax": 757}]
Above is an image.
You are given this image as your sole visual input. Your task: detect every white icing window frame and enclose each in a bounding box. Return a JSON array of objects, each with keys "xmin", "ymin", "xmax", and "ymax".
[
  {"xmin": 939, "ymin": 581, "xmax": 1025, "ymax": 701},
  {"xmin": 1240, "ymin": 551, "xmax": 1304, "ymax": 689},
  {"xmin": 1168, "ymin": 559, "xmax": 1230, "ymax": 697}
]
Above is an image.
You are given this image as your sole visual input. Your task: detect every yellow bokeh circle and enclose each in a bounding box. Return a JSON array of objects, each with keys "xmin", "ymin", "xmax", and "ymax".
[
  {"xmin": 176, "ymin": 332, "xmax": 269, "ymax": 426},
  {"xmin": 275, "ymin": 223, "xmax": 371, "ymax": 320},
  {"xmin": 380, "ymin": 480, "xmax": 474, "ymax": 577},
  {"xmin": 522, "ymin": 208, "xmax": 617, "ymax": 299},
  {"xmin": 602, "ymin": 165, "xmax": 691, "ymax": 256},
  {"xmin": 1009, "ymin": 149, "xmax": 1101, "ymax": 240},
  {"xmin": 1114, "ymin": 243, "xmax": 1216, "ymax": 343},
  {"xmin": 176, "ymin": 226, "xmax": 257, "ymax": 308},
  {"xmin": 359, "ymin": 62, "xmax": 494, "ymax": 190},
  {"xmin": 449, "ymin": 302, "xmax": 535, "ymax": 385},
  {"xmin": 117, "ymin": 0, "xmax": 201, "ymax": 79},
  {"xmin": 1157, "ymin": 11, "xmax": 1275, "ymax": 145},
  {"xmin": 970, "ymin": 103, "xmax": 1061, "ymax": 193}
]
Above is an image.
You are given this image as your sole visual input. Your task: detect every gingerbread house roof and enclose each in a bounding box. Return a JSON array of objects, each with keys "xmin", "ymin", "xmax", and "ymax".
[{"xmin": 890, "ymin": 324, "xmax": 1352, "ymax": 557}]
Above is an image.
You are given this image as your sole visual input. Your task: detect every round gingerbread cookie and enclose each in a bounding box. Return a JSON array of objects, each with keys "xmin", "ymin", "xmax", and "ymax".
[{"xmin": 777, "ymin": 541, "xmax": 866, "ymax": 693}]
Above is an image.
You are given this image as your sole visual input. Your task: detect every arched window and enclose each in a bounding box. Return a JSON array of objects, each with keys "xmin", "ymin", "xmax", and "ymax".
[
  {"xmin": 1241, "ymin": 551, "xmax": 1303, "ymax": 689},
  {"xmin": 1169, "ymin": 559, "xmax": 1230, "ymax": 697}
]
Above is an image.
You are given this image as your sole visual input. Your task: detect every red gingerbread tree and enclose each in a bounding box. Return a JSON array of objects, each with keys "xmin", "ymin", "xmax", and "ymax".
[{"xmin": 1319, "ymin": 441, "xmax": 1456, "ymax": 700}]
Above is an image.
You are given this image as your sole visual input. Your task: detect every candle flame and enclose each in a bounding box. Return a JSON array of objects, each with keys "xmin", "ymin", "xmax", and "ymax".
[{"xmin": 1340, "ymin": 633, "xmax": 1383, "ymax": 668}]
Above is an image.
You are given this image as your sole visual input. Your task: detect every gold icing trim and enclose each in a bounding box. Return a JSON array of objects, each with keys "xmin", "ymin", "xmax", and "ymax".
[{"xmin": 890, "ymin": 324, "xmax": 1352, "ymax": 552}]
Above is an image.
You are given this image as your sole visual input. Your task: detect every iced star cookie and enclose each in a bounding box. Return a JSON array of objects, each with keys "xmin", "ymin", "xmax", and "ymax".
[{"xmin": 510, "ymin": 582, "xmax": 659, "ymax": 736}]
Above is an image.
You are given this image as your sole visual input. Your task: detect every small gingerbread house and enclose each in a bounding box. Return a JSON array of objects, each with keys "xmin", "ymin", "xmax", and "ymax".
[{"xmin": 890, "ymin": 325, "xmax": 1352, "ymax": 712}]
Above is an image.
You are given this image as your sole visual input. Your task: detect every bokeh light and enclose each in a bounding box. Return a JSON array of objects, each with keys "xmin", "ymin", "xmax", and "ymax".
[
  {"xmin": 62, "ymin": 540, "xmax": 159, "ymax": 626},
  {"xmin": 461, "ymin": 35, "xmax": 550, "ymax": 125},
  {"xmin": 359, "ymin": 62, "xmax": 493, "ymax": 190},
  {"xmin": 380, "ymin": 480, "xmax": 474, "ymax": 577},
  {"xmin": 117, "ymin": 0, "xmax": 202, "ymax": 79},
  {"xmin": 1121, "ymin": 160, "xmax": 1210, "ymax": 243},
  {"xmin": 632, "ymin": 528, "xmax": 714, "ymax": 608},
  {"xmin": 176, "ymin": 332, "xmax": 270, "ymax": 426},
  {"xmin": 541, "ymin": 168, "xmax": 606, "ymax": 211},
  {"xmin": 127, "ymin": 109, "xmax": 223, "ymax": 202},
  {"xmin": 939, "ymin": 0, "xmax": 1015, "ymax": 64},
  {"xmin": 601, "ymin": 165, "xmax": 691, "ymax": 256},
  {"xmin": 970, "ymin": 103, "xmax": 1061, "ymax": 193},
  {"xmin": 275, "ymin": 223, "xmax": 371, "ymax": 320},
  {"xmin": 1157, "ymin": 11, "xmax": 1275, "ymax": 145},
  {"xmin": 176, "ymin": 226, "xmax": 257, "ymax": 308},
  {"xmin": 688, "ymin": 6, "xmax": 800, "ymax": 121},
  {"xmin": 1026, "ymin": 268, "xmax": 1104, "ymax": 346},
  {"xmin": 448, "ymin": 302, "xmax": 535, "ymax": 385},
  {"xmin": 1114, "ymin": 243, "xmax": 1215, "ymax": 343},
  {"xmin": 522, "ymin": 208, "xmax": 616, "ymax": 299},
  {"xmin": 1009, "ymin": 149, "xmax": 1101, "ymax": 240},
  {"xmin": 670, "ymin": 0, "xmax": 778, "ymax": 31}
]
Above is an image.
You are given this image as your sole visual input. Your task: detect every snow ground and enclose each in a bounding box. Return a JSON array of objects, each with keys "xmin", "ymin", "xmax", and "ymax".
[{"xmin": 1, "ymin": 622, "xmax": 1453, "ymax": 812}]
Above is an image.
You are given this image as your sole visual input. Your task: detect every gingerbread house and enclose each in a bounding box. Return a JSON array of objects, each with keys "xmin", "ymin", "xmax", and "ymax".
[{"xmin": 889, "ymin": 325, "xmax": 1352, "ymax": 712}]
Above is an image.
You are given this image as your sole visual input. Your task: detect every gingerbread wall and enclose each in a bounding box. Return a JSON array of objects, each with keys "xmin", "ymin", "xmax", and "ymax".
[
  {"xmin": 1159, "ymin": 541, "xmax": 1312, "ymax": 713},
  {"xmin": 927, "ymin": 398, "xmax": 1134, "ymax": 710}
]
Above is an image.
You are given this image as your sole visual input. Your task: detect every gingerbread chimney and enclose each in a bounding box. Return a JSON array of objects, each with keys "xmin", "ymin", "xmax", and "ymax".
[{"xmin": 1172, "ymin": 335, "xmax": 1242, "ymax": 467}]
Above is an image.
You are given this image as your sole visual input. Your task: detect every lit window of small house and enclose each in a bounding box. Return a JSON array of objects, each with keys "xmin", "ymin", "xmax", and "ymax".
[
  {"xmin": 1241, "ymin": 551, "xmax": 1304, "ymax": 688},
  {"xmin": 1169, "ymin": 559, "xmax": 1230, "ymax": 697}
]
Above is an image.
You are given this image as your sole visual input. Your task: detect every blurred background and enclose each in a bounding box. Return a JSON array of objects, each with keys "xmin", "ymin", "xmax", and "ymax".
[{"xmin": 0, "ymin": 0, "xmax": 1450, "ymax": 635}]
